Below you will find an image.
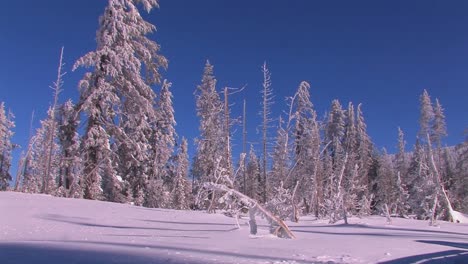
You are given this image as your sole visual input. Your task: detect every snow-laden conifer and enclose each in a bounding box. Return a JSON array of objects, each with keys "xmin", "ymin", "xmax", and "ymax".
[
  {"xmin": 0, "ymin": 103, "xmax": 15, "ymax": 191},
  {"xmin": 192, "ymin": 61, "xmax": 226, "ymax": 210},
  {"xmin": 171, "ymin": 138, "xmax": 190, "ymax": 210},
  {"xmin": 73, "ymin": 0, "xmax": 167, "ymax": 202},
  {"xmin": 245, "ymin": 145, "xmax": 261, "ymax": 201},
  {"xmin": 57, "ymin": 100, "xmax": 82, "ymax": 198}
]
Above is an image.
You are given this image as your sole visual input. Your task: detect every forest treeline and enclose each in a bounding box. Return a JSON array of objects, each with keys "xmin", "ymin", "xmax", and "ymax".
[{"xmin": 0, "ymin": 0, "xmax": 466, "ymax": 224}]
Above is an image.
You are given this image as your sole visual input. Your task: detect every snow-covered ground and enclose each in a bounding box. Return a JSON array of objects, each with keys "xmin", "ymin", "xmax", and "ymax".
[{"xmin": 1, "ymin": 192, "xmax": 467, "ymax": 264}]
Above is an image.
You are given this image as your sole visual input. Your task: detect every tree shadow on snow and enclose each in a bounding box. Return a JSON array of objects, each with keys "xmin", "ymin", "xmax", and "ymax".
[
  {"xmin": 0, "ymin": 240, "xmax": 330, "ymax": 264},
  {"xmin": 291, "ymin": 223, "xmax": 467, "ymax": 237},
  {"xmin": 379, "ymin": 250, "xmax": 468, "ymax": 264},
  {"xmin": 378, "ymin": 240, "xmax": 468, "ymax": 264},
  {"xmin": 37, "ymin": 214, "xmax": 239, "ymax": 233},
  {"xmin": 0, "ymin": 242, "xmax": 195, "ymax": 264},
  {"xmin": 415, "ymin": 240, "xmax": 468, "ymax": 250},
  {"xmin": 139, "ymin": 219, "xmax": 235, "ymax": 226}
]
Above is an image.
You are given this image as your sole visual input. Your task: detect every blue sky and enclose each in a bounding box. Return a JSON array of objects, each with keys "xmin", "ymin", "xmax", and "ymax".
[{"xmin": 1, "ymin": 0, "xmax": 467, "ymax": 173}]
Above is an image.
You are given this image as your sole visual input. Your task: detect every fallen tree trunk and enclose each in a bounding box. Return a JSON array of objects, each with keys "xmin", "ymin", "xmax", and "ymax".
[{"xmin": 204, "ymin": 182, "xmax": 296, "ymax": 239}]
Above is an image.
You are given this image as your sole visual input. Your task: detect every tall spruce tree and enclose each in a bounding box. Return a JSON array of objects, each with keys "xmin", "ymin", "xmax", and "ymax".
[
  {"xmin": 57, "ymin": 100, "xmax": 82, "ymax": 198},
  {"xmin": 73, "ymin": 0, "xmax": 167, "ymax": 202},
  {"xmin": 146, "ymin": 80, "xmax": 177, "ymax": 208},
  {"xmin": 0, "ymin": 103, "xmax": 15, "ymax": 191},
  {"xmin": 192, "ymin": 61, "xmax": 225, "ymax": 210},
  {"xmin": 171, "ymin": 137, "xmax": 190, "ymax": 210}
]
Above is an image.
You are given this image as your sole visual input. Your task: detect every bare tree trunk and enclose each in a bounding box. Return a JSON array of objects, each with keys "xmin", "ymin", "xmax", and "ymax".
[
  {"xmin": 291, "ymin": 181, "xmax": 300, "ymax": 222},
  {"xmin": 43, "ymin": 47, "xmax": 65, "ymax": 194},
  {"xmin": 242, "ymin": 99, "xmax": 247, "ymax": 194},
  {"xmin": 383, "ymin": 203, "xmax": 392, "ymax": 225},
  {"xmin": 223, "ymin": 87, "xmax": 232, "ymax": 180}
]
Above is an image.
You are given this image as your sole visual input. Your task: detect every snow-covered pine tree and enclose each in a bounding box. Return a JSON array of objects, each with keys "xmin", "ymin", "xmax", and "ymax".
[
  {"xmin": 245, "ymin": 145, "xmax": 261, "ymax": 201},
  {"xmin": 342, "ymin": 102, "xmax": 359, "ymax": 216},
  {"xmin": 374, "ymin": 149, "xmax": 396, "ymax": 214},
  {"xmin": 145, "ymin": 80, "xmax": 176, "ymax": 208},
  {"xmin": 192, "ymin": 61, "xmax": 225, "ymax": 210},
  {"xmin": 171, "ymin": 138, "xmax": 190, "ymax": 210},
  {"xmin": 416, "ymin": 90, "xmax": 454, "ymax": 224},
  {"xmin": 355, "ymin": 104, "xmax": 372, "ymax": 215},
  {"xmin": 28, "ymin": 109, "xmax": 61, "ymax": 195},
  {"xmin": 270, "ymin": 116, "xmax": 290, "ymax": 195},
  {"xmin": 395, "ymin": 127, "xmax": 408, "ymax": 178},
  {"xmin": 454, "ymin": 131, "xmax": 468, "ymax": 213},
  {"xmin": 73, "ymin": 0, "xmax": 167, "ymax": 202},
  {"xmin": 291, "ymin": 81, "xmax": 321, "ymax": 216},
  {"xmin": 431, "ymin": 99, "xmax": 447, "ymax": 150},
  {"xmin": 394, "ymin": 127, "xmax": 410, "ymax": 217},
  {"xmin": 419, "ymin": 90, "xmax": 435, "ymax": 141},
  {"xmin": 155, "ymin": 80, "xmax": 177, "ymax": 183},
  {"xmin": 324, "ymin": 99, "xmax": 348, "ymax": 223},
  {"xmin": 57, "ymin": 100, "xmax": 82, "ymax": 198},
  {"xmin": 407, "ymin": 137, "xmax": 435, "ymax": 219},
  {"xmin": 0, "ymin": 103, "xmax": 15, "ymax": 191}
]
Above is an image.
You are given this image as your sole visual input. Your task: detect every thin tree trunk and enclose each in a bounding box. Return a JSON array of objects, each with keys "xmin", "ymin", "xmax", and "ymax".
[
  {"xmin": 43, "ymin": 47, "xmax": 65, "ymax": 194},
  {"xmin": 242, "ymin": 99, "xmax": 247, "ymax": 194}
]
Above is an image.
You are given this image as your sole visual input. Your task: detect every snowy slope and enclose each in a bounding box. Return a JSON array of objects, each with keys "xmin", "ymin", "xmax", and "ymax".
[{"xmin": 0, "ymin": 192, "xmax": 467, "ymax": 264}]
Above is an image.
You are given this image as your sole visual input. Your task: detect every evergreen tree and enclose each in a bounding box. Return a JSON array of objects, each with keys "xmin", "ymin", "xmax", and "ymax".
[
  {"xmin": 270, "ymin": 116, "xmax": 290, "ymax": 195},
  {"xmin": 291, "ymin": 81, "xmax": 321, "ymax": 216},
  {"xmin": 374, "ymin": 149, "xmax": 396, "ymax": 213},
  {"xmin": 0, "ymin": 103, "xmax": 15, "ymax": 191},
  {"xmin": 145, "ymin": 80, "xmax": 177, "ymax": 207},
  {"xmin": 355, "ymin": 104, "xmax": 372, "ymax": 215},
  {"xmin": 192, "ymin": 61, "xmax": 225, "ymax": 210},
  {"xmin": 57, "ymin": 100, "xmax": 82, "ymax": 198},
  {"xmin": 245, "ymin": 145, "xmax": 261, "ymax": 201},
  {"xmin": 171, "ymin": 138, "xmax": 190, "ymax": 210},
  {"xmin": 27, "ymin": 110, "xmax": 61, "ymax": 194},
  {"xmin": 73, "ymin": 0, "xmax": 167, "ymax": 202},
  {"xmin": 454, "ymin": 131, "xmax": 468, "ymax": 213},
  {"xmin": 431, "ymin": 98, "xmax": 447, "ymax": 149}
]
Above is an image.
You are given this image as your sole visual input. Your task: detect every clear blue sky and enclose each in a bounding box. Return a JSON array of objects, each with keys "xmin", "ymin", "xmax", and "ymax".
[{"xmin": 1, "ymin": 0, "xmax": 467, "ymax": 174}]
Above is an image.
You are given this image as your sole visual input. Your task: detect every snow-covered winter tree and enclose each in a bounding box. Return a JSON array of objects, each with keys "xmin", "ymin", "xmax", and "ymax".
[
  {"xmin": 0, "ymin": 103, "xmax": 15, "ymax": 191},
  {"xmin": 323, "ymin": 100, "xmax": 348, "ymax": 222},
  {"xmin": 73, "ymin": 0, "xmax": 167, "ymax": 202},
  {"xmin": 144, "ymin": 80, "xmax": 177, "ymax": 208},
  {"xmin": 57, "ymin": 100, "xmax": 82, "ymax": 198},
  {"xmin": 374, "ymin": 149, "xmax": 396, "ymax": 213},
  {"xmin": 270, "ymin": 116, "xmax": 291, "ymax": 195},
  {"xmin": 290, "ymin": 81, "xmax": 321, "ymax": 217},
  {"xmin": 245, "ymin": 145, "xmax": 261, "ymax": 201},
  {"xmin": 454, "ymin": 131, "xmax": 468, "ymax": 213},
  {"xmin": 171, "ymin": 138, "xmax": 191, "ymax": 210},
  {"xmin": 192, "ymin": 61, "xmax": 227, "ymax": 210},
  {"xmin": 393, "ymin": 127, "xmax": 410, "ymax": 216},
  {"xmin": 27, "ymin": 109, "xmax": 61, "ymax": 195},
  {"xmin": 354, "ymin": 104, "xmax": 373, "ymax": 215}
]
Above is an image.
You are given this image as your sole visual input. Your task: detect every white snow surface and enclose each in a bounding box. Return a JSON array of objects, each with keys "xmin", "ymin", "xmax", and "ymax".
[{"xmin": 1, "ymin": 192, "xmax": 467, "ymax": 264}]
